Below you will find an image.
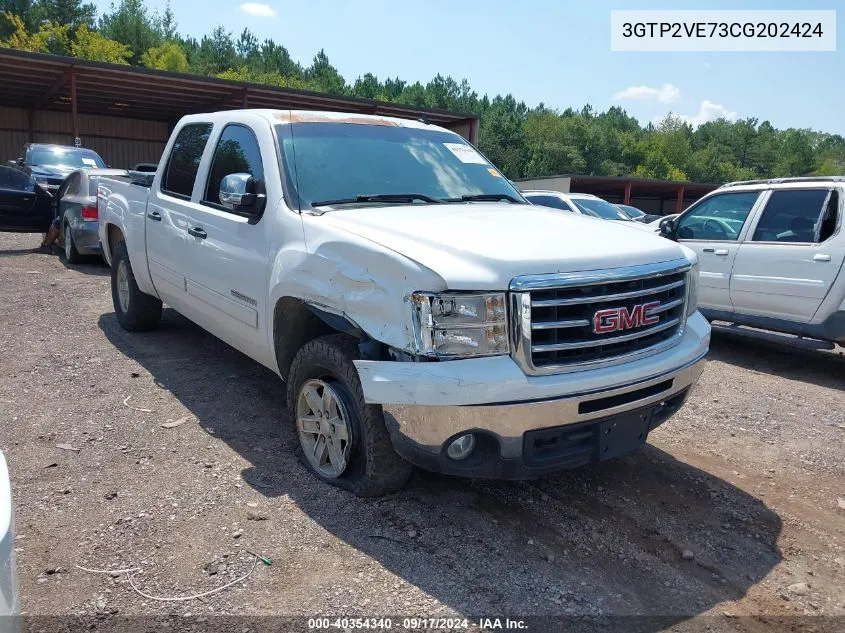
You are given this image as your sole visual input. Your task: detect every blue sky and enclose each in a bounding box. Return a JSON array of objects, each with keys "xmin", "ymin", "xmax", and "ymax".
[{"xmin": 93, "ymin": 0, "xmax": 843, "ymax": 134}]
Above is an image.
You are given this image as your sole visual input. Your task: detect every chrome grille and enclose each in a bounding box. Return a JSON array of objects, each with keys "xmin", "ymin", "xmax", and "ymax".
[{"xmin": 510, "ymin": 260, "xmax": 691, "ymax": 375}]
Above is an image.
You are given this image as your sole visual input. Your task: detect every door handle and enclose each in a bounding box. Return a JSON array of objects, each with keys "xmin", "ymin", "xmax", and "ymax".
[
  {"xmin": 147, "ymin": 211, "xmax": 162, "ymax": 221},
  {"xmin": 188, "ymin": 226, "xmax": 207, "ymax": 239},
  {"xmin": 814, "ymin": 254, "xmax": 831, "ymax": 262},
  {"xmin": 714, "ymin": 249, "xmax": 729, "ymax": 256},
  {"xmin": 702, "ymin": 248, "xmax": 715, "ymax": 253}
]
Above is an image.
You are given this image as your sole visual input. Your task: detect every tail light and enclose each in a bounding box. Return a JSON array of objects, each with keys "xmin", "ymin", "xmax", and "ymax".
[{"xmin": 81, "ymin": 206, "xmax": 98, "ymax": 221}]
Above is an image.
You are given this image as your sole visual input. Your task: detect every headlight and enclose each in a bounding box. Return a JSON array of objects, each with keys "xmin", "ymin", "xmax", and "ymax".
[
  {"xmin": 411, "ymin": 292, "xmax": 509, "ymax": 358},
  {"xmin": 686, "ymin": 262, "xmax": 700, "ymax": 317},
  {"xmin": 33, "ymin": 176, "xmax": 49, "ymax": 185}
]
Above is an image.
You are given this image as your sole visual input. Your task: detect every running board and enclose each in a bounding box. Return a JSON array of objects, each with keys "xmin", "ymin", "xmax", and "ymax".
[{"xmin": 710, "ymin": 322, "xmax": 835, "ymax": 350}]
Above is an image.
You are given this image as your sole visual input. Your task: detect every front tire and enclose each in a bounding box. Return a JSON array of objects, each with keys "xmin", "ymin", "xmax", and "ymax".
[
  {"xmin": 286, "ymin": 334, "xmax": 412, "ymax": 496},
  {"xmin": 111, "ymin": 240, "xmax": 162, "ymax": 331}
]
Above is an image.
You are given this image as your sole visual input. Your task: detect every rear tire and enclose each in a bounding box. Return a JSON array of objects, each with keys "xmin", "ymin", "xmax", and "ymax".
[
  {"xmin": 286, "ymin": 334, "xmax": 412, "ymax": 496},
  {"xmin": 63, "ymin": 222, "xmax": 82, "ymax": 264},
  {"xmin": 111, "ymin": 240, "xmax": 162, "ymax": 331}
]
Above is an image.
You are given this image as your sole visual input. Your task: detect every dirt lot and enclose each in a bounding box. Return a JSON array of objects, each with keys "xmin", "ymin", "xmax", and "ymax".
[{"xmin": 1, "ymin": 231, "xmax": 844, "ymax": 631}]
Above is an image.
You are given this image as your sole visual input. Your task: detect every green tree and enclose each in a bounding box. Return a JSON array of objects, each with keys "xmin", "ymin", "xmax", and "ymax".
[
  {"xmin": 189, "ymin": 26, "xmax": 236, "ymax": 75},
  {"xmin": 71, "ymin": 23, "xmax": 131, "ymax": 63},
  {"xmin": 477, "ymin": 95, "xmax": 528, "ymax": 178},
  {"xmin": 305, "ymin": 49, "xmax": 346, "ymax": 94},
  {"xmin": 31, "ymin": 0, "xmax": 95, "ymax": 31},
  {"xmin": 160, "ymin": 0, "xmax": 176, "ymax": 40},
  {"xmin": 774, "ymin": 129, "xmax": 815, "ymax": 177},
  {"xmin": 0, "ymin": 11, "xmax": 69, "ymax": 53},
  {"xmin": 140, "ymin": 41, "xmax": 187, "ymax": 72},
  {"xmin": 257, "ymin": 39, "xmax": 300, "ymax": 76},
  {"xmin": 352, "ymin": 72, "xmax": 381, "ymax": 100},
  {"xmin": 99, "ymin": 0, "xmax": 163, "ymax": 63},
  {"xmin": 0, "ymin": 0, "xmax": 35, "ymax": 35}
]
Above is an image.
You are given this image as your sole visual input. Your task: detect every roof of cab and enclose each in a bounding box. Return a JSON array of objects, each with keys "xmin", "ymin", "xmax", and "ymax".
[{"xmin": 178, "ymin": 109, "xmax": 454, "ymax": 134}]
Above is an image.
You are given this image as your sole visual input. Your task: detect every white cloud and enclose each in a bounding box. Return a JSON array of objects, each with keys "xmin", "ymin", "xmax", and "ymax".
[
  {"xmin": 240, "ymin": 2, "xmax": 275, "ymax": 17},
  {"xmin": 670, "ymin": 100, "xmax": 739, "ymax": 127},
  {"xmin": 612, "ymin": 83, "xmax": 680, "ymax": 104}
]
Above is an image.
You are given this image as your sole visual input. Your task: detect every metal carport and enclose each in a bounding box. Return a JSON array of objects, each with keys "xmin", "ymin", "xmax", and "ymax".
[{"xmin": 0, "ymin": 49, "xmax": 479, "ymax": 169}]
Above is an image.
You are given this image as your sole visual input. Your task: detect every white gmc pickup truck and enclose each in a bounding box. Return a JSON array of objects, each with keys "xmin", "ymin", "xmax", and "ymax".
[{"xmin": 98, "ymin": 110, "xmax": 710, "ymax": 496}]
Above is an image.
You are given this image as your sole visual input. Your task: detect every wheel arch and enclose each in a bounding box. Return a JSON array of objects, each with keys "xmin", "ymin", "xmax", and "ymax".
[
  {"xmin": 273, "ymin": 297, "xmax": 367, "ymax": 380},
  {"xmin": 103, "ymin": 222, "xmax": 124, "ymax": 265}
]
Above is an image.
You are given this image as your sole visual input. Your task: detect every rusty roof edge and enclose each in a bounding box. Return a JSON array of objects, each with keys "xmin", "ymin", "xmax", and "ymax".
[{"xmin": 0, "ymin": 48, "xmax": 480, "ymax": 123}]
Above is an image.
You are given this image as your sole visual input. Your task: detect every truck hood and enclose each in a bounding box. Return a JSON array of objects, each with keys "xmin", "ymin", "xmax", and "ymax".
[
  {"xmin": 317, "ymin": 203, "xmax": 688, "ymax": 289},
  {"xmin": 30, "ymin": 165, "xmax": 75, "ymax": 178}
]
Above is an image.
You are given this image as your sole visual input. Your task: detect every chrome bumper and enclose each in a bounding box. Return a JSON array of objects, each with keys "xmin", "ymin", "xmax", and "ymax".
[{"xmin": 383, "ymin": 352, "xmax": 706, "ymax": 460}]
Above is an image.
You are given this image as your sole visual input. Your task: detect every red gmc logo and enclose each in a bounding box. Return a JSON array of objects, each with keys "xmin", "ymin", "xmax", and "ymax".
[{"xmin": 593, "ymin": 301, "xmax": 661, "ymax": 334}]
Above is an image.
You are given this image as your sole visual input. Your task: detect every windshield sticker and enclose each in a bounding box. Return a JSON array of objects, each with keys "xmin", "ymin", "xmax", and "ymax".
[
  {"xmin": 444, "ymin": 143, "xmax": 488, "ymax": 165},
  {"xmin": 487, "ymin": 167, "xmax": 503, "ymax": 178},
  {"xmin": 81, "ymin": 158, "xmax": 98, "ymax": 166}
]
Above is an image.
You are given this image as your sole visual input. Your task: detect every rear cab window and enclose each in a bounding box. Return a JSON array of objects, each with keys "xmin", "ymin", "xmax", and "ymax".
[
  {"xmin": 751, "ymin": 188, "xmax": 839, "ymax": 243},
  {"xmin": 161, "ymin": 123, "xmax": 213, "ymax": 199}
]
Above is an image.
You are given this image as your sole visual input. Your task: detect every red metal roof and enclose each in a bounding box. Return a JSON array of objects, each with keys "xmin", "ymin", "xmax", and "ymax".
[{"xmin": 0, "ymin": 49, "xmax": 478, "ymax": 138}]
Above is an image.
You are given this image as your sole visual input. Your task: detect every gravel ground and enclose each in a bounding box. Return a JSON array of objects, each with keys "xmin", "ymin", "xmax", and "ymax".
[{"xmin": 1, "ymin": 232, "xmax": 844, "ymax": 632}]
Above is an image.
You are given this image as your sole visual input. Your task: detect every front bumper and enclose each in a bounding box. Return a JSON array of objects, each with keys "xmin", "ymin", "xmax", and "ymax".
[
  {"xmin": 383, "ymin": 354, "xmax": 704, "ymax": 478},
  {"xmin": 356, "ymin": 312, "xmax": 710, "ymax": 478}
]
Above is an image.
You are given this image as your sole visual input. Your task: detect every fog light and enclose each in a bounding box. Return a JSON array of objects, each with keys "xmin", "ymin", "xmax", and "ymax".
[{"xmin": 446, "ymin": 433, "xmax": 476, "ymax": 461}]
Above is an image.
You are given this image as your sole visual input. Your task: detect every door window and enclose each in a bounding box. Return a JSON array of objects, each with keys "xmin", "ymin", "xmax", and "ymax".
[
  {"xmin": 161, "ymin": 123, "xmax": 213, "ymax": 199},
  {"xmin": 204, "ymin": 124, "xmax": 264, "ymax": 211},
  {"xmin": 676, "ymin": 191, "xmax": 759, "ymax": 241},
  {"xmin": 0, "ymin": 166, "xmax": 35, "ymax": 192},
  {"xmin": 62, "ymin": 173, "xmax": 81, "ymax": 197},
  {"xmin": 751, "ymin": 189, "xmax": 837, "ymax": 243}
]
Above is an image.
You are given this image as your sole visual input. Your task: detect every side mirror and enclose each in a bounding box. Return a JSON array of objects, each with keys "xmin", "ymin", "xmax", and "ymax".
[
  {"xmin": 219, "ymin": 173, "xmax": 265, "ymax": 216},
  {"xmin": 659, "ymin": 217, "xmax": 676, "ymax": 238}
]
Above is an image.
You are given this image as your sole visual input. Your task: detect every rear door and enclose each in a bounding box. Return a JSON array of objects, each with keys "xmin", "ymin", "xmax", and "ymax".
[
  {"xmin": 730, "ymin": 187, "xmax": 844, "ymax": 322},
  {"xmin": 0, "ymin": 165, "xmax": 52, "ymax": 232},
  {"xmin": 146, "ymin": 123, "xmax": 213, "ymax": 309},
  {"xmin": 674, "ymin": 190, "xmax": 762, "ymax": 313}
]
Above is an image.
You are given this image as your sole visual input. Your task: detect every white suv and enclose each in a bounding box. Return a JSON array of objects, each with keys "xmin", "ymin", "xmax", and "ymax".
[
  {"xmin": 522, "ymin": 190, "xmax": 657, "ymax": 232},
  {"xmin": 661, "ymin": 177, "xmax": 845, "ymax": 348}
]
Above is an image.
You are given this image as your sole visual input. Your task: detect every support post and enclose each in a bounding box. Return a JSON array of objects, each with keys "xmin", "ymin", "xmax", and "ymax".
[
  {"xmin": 70, "ymin": 69, "xmax": 79, "ymax": 142},
  {"xmin": 676, "ymin": 185, "xmax": 685, "ymax": 213},
  {"xmin": 623, "ymin": 180, "xmax": 632, "ymax": 205},
  {"xmin": 468, "ymin": 118, "xmax": 479, "ymax": 145}
]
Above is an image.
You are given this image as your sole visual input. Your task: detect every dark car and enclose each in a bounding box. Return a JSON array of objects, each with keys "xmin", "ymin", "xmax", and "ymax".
[
  {"xmin": 54, "ymin": 168, "xmax": 128, "ymax": 263},
  {"xmin": 0, "ymin": 164, "xmax": 53, "ymax": 233},
  {"xmin": 9, "ymin": 144, "xmax": 106, "ymax": 195}
]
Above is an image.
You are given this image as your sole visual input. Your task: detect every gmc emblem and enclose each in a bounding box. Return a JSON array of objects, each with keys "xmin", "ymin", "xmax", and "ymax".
[{"xmin": 593, "ymin": 301, "xmax": 661, "ymax": 334}]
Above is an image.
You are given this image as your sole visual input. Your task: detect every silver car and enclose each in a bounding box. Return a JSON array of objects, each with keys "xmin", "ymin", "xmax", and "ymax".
[{"xmin": 55, "ymin": 168, "xmax": 127, "ymax": 263}]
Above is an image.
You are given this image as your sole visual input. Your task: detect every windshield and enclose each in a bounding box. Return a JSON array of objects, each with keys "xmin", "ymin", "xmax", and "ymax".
[
  {"xmin": 29, "ymin": 147, "xmax": 105, "ymax": 169},
  {"xmin": 277, "ymin": 122, "xmax": 525, "ymax": 208},
  {"xmin": 572, "ymin": 197, "xmax": 630, "ymax": 220},
  {"xmin": 618, "ymin": 204, "xmax": 645, "ymax": 219}
]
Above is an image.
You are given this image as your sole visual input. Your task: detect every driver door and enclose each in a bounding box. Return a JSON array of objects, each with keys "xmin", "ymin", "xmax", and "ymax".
[
  {"xmin": 674, "ymin": 190, "xmax": 763, "ymax": 313},
  {"xmin": 0, "ymin": 165, "xmax": 52, "ymax": 233}
]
